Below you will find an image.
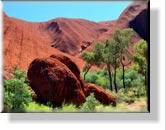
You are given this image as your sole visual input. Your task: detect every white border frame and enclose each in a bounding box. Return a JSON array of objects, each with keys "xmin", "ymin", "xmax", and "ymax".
[{"xmin": 0, "ymin": 0, "xmax": 165, "ymax": 130}]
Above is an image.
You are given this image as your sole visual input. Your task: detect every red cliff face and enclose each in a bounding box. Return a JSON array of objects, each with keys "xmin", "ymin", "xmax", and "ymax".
[
  {"xmin": 45, "ymin": 18, "xmax": 110, "ymax": 55},
  {"xmin": 3, "ymin": 2, "xmax": 148, "ymax": 72},
  {"xmin": 3, "ymin": 13, "xmax": 85, "ymax": 71},
  {"xmin": 99, "ymin": 2, "xmax": 148, "ymax": 42}
]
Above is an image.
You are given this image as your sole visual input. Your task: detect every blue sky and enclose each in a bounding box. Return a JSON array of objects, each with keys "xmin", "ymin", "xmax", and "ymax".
[{"xmin": 3, "ymin": 2, "xmax": 132, "ymax": 22}]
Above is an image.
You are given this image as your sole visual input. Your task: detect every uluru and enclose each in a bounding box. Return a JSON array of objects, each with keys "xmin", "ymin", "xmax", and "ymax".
[
  {"xmin": 3, "ymin": 2, "xmax": 148, "ymax": 72},
  {"xmin": 3, "ymin": 1, "xmax": 149, "ymax": 112}
]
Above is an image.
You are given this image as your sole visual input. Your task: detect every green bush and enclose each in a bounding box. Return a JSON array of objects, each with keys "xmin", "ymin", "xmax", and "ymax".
[
  {"xmin": 112, "ymin": 86, "xmax": 146, "ymax": 104},
  {"xmin": 134, "ymin": 86, "xmax": 146, "ymax": 98},
  {"xmin": 12, "ymin": 66, "xmax": 26, "ymax": 79},
  {"xmin": 82, "ymin": 70, "xmax": 110, "ymax": 90},
  {"xmin": 4, "ymin": 68, "xmax": 32, "ymax": 112},
  {"xmin": 80, "ymin": 93, "xmax": 100, "ymax": 112}
]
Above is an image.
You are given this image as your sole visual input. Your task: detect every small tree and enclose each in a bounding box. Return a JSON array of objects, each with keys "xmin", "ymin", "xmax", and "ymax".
[
  {"xmin": 102, "ymin": 39, "xmax": 114, "ymax": 91},
  {"xmin": 109, "ymin": 39, "xmax": 120, "ymax": 93},
  {"xmin": 117, "ymin": 28, "xmax": 134, "ymax": 89},
  {"xmin": 120, "ymin": 55, "xmax": 131, "ymax": 89},
  {"xmin": 82, "ymin": 28, "xmax": 134, "ymax": 93},
  {"xmin": 110, "ymin": 29, "xmax": 134, "ymax": 91},
  {"xmin": 82, "ymin": 42, "xmax": 104, "ymax": 80},
  {"xmin": 82, "ymin": 51, "xmax": 95, "ymax": 80},
  {"xmin": 80, "ymin": 93, "xmax": 100, "ymax": 112}
]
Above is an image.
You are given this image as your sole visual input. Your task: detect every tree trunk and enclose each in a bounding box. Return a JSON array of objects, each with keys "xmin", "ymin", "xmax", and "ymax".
[
  {"xmin": 83, "ymin": 65, "xmax": 91, "ymax": 81},
  {"xmin": 107, "ymin": 64, "xmax": 113, "ymax": 91},
  {"xmin": 114, "ymin": 66, "xmax": 118, "ymax": 93},
  {"xmin": 122, "ymin": 65, "xmax": 126, "ymax": 89},
  {"xmin": 145, "ymin": 70, "xmax": 147, "ymax": 86}
]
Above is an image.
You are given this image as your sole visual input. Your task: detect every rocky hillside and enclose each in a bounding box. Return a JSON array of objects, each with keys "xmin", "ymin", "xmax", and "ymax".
[{"xmin": 3, "ymin": 2, "xmax": 148, "ymax": 72}]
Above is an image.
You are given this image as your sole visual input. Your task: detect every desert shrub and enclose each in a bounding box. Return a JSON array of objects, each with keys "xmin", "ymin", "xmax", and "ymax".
[
  {"xmin": 80, "ymin": 93, "xmax": 100, "ymax": 112},
  {"xmin": 3, "ymin": 68, "xmax": 32, "ymax": 112},
  {"xmin": 112, "ymin": 86, "xmax": 146, "ymax": 104},
  {"xmin": 134, "ymin": 86, "xmax": 146, "ymax": 98},
  {"xmin": 96, "ymin": 77, "xmax": 109, "ymax": 89},
  {"xmin": 12, "ymin": 66, "xmax": 26, "ymax": 79},
  {"xmin": 112, "ymin": 89, "xmax": 135, "ymax": 104},
  {"xmin": 116, "ymin": 67, "xmax": 145, "ymax": 89}
]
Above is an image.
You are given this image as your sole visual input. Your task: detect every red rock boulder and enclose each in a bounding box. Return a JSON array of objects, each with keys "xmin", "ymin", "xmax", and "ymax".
[
  {"xmin": 50, "ymin": 54, "xmax": 80, "ymax": 79},
  {"xmin": 85, "ymin": 83, "xmax": 116, "ymax": 106},
  {"xmin": 50, "ymin": 54, "xmax": 85, "ymax": 93},
  {"xmin": 27, "ymin": 57, "xmax": 86, "ymax": 106}
]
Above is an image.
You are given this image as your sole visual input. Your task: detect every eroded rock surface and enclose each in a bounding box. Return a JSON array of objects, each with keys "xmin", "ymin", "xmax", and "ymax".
[
  {"xmin": 85, "ymin": 83, "xmax": 116, "ymax": 106},
  {"xmin": 27, "ymin": 57, "xmax": 86, "ymax": 106}
]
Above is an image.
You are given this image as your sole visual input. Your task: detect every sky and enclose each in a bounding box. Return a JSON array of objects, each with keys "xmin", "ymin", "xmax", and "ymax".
[{"xmin": 3, "ymin": 2, "xmax": 132, "ymax": 22}]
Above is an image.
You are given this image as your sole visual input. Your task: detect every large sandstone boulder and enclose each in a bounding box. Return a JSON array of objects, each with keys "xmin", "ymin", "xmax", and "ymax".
[
  {"xmin": 85, "ymin": 83, "xmax": 116, "ymax": 106},
  {"xmin": 27, "ymin": 57, "xmax": 86, "ymax": 106},
  {"xmin": 50, "ymin": 54, "xmax": 85, "ymax": 93},
  {"xmin": 50, "ymin": 54, "xmax": 80, "ymax": 79}
]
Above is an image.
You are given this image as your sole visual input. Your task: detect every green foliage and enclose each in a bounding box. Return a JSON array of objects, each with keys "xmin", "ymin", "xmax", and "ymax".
[
  {"xmin": 83, "ymin": 71, "xmax": 98, "ymax": 83},
  {"xmin": 61, "ymin": 104, "xmax": 77, "ymax": 112},
  {"xmin": 81, "ymin": 42, "xmax": 104, "ymax": 80},
  {"xmin": 82, "ymin": 42, "xmax": 104, "ymax": 67},
  {"xmin": 82, "ymin": 65, "xmax": 145, "ymax": 89},
  {"xmin": 81, "ymin": 28, "xmax": 134, "ymax": 91},
  {"xmin": 134, "ymin": 40, "xmax": 147, "ymax": 57},
  {"xmin": 124, "ymin": 70, "xmax": 145, "ymax": 88},
  {"xmin": 80, "ymin": 93, "xmax": 100, "ymax": 112},
  {"xmin": 134, "ymin": 86, "xmax": 147, "ymax": 98},
  {"xmin": 112, "ymin": 86, "xmax": 146, "ymax": 104},
  {"xmin": 96, "ymin": 77, "xmax": 109, "ymax": 89},
  {"xmin": 133, "ymin": 40, "xmax": 147, "ymax": 75},
  {"xmin": 4, "ymin": 68, "xmax": 32, "ymax": 112},
  {"xmin": 110, "ymin": 28, "xmax": 134, "ymax": 66},
  {"xmin": 26, "ymin": 102, "xmax": 52, "ymax": 112},
  {"xmin": 102, "ymin": 39, "xmax": 113, "ymax": 65},
  {"xmin": 82, "ymin": 51, "xmax": 95, "ymax": 65},
  {"xmin": 12, "ymin": 66, "xmax": 26, "ymax": 79},
  {"xmin": 92, "ymin": 42, "xmax": 105, "ymax": 65}
]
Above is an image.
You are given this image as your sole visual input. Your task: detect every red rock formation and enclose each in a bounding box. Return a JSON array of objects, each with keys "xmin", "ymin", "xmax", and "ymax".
[
  {"xmin": 3, "ymin": 2, "xmax": 148, "ymax": 72},
  {"xmin": 46, "ymin": 18, "xmax": 109, "ymax": 55},
  {"xmin": 27, "ymin": 57, "xmax": 86, "ymax": 106},
  {"xmin": 50, "ymin": 54, "xmax": 80, "ymax": 79},
  {"xmin": 129, "ymin": 9, "xmax": 148, "ymax": 41},
  {"xmin": 85, "ymin": 83, "xmax": 116, "ymax": 106},
  {"xmin": 50, "ymin": 54, "xmax": 86, "ymax": 93},
  {"xmin": 99, "ymin": 20, "xmax": 116, "ymax": 28},
  {"xmin": 3, "ymin": 13, "xmax": 85, "ymax": 70},
  {"xmin": 99, "ymin": 2, "xmax": 148, "ymax": 43}
]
